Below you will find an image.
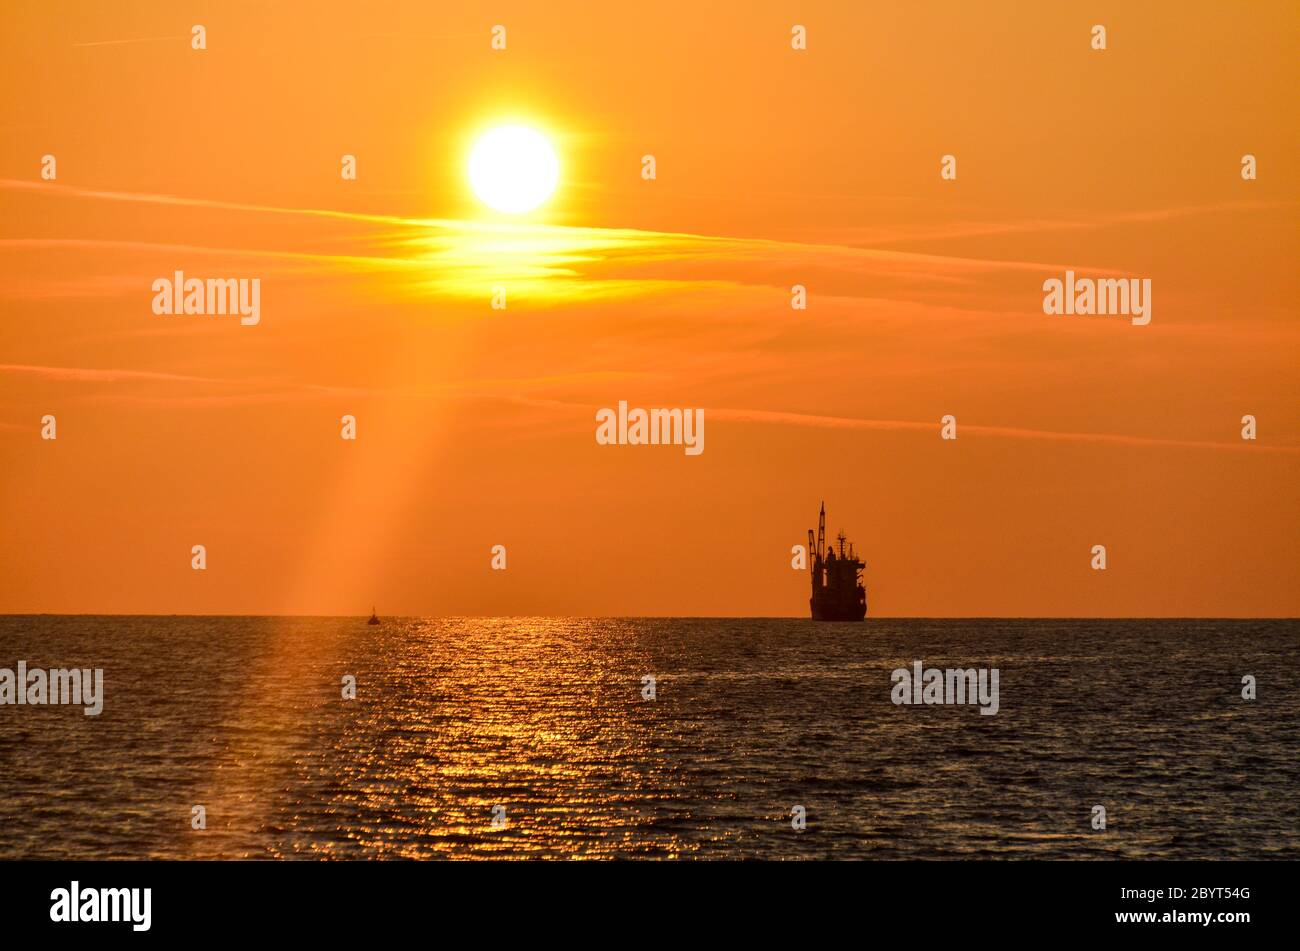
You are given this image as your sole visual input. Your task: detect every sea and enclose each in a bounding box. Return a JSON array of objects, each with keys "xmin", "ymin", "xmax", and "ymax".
[{"xmin": 0, "ymin": 616, "xmax": 1296, "ymax": 859}]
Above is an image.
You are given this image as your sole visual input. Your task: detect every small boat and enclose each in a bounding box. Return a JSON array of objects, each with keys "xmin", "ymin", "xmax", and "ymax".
[{"xmin": 367, "ymin": 606, "xmax": 380, "ymax": 625}]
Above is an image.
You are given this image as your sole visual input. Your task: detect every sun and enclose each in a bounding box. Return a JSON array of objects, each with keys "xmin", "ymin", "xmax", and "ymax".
[{"xmin": 467, "ymin": 124, "xmax": 560, "ymax": 214}]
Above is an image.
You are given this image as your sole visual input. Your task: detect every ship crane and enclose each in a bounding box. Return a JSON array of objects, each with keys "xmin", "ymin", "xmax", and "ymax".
[{"xmin": 817, "ymin": 502, "xmax": 826, "ymax": 560}]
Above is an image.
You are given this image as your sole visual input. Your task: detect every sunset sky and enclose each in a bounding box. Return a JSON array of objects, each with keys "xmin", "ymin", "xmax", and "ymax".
[{"xmin": 1, "ymin": 1, "xmax": 1297, "ymax": 616}]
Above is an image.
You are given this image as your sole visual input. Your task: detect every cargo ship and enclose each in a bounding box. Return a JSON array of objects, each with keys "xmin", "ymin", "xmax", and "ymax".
[{"xmin": 808, "ymin": 502, "xmax": 867, "ymax": 621}]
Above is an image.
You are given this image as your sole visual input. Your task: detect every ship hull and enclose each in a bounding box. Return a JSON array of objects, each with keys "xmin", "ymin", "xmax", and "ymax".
[{"xmin": 809, "ymin": 597, "xmax": 866, "ymax": 622}]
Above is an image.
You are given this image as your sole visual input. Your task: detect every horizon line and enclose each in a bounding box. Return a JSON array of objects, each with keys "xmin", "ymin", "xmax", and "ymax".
[{"xmin": 1, "ymin": 613, "xmax": 1295, "ymax": 621}]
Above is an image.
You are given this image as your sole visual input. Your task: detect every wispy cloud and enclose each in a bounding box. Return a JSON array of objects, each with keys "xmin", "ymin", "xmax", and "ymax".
[
  {"xmin": 71, "ymin": 36, "xmax": 184, "ymax": 49},
  {"xmin": 3, "ymin": 359, "xmax": 1292, "ymax": 455},
  {"xmin": 0, "ymin": 364, "xmax": 234, "ymax": 386},
  {"xmin": 0, "ymin": 179, "xmax": 1149, "ymax": 306},
  {"xmin": 0, "ymin": 179, "xmax": 432, "ymax": 227},
  {"xmin": 838, "ymin": 200, "xmax": 1296, "ymax": 247},
  {"xmin": 707, "ymin": 406, "xmax": 1300, "ymax": 454},
  {"xmin": 0, "ymin": 362, "xmax": 655, "ymax": 407}
]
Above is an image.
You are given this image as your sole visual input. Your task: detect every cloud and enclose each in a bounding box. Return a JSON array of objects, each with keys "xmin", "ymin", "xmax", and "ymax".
[
  {"xmin": 836, "ymin": 200, "xmax": 1297, "ymax": 247},
  {"xmin": 707, "ymin": 406, "xmax": 1300, "ymax": 454},
  {"xmin": 0, "ymin": 179, "xmax": 1142, "ymax": 307},
  {"xmin": 0, "ymin": 362, "xmax": 655, "ymax": 408},
  {"xmin": 0, "ymin": 364, "xmax": 234, "ymax": 386},
  {"xmin": 71, "ymin": 36, "xmax": 185, "ymax": 49}
]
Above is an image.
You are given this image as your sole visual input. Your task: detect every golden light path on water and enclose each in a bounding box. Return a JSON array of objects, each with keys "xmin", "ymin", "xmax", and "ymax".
[{"xmin": 179, "ymin": 617, "xmax": 711, "ymax": 859}]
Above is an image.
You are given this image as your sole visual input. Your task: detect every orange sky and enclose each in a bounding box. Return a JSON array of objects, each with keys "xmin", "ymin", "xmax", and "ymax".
[{"xmin": 2, "ymin": 1, "xmax": 1297, "ymax": 616}]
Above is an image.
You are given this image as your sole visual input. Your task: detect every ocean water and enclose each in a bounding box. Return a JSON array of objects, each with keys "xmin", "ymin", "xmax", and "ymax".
[{"xmin": 0, "ymin": 616, "xmax": 1296, "ymax": 860}]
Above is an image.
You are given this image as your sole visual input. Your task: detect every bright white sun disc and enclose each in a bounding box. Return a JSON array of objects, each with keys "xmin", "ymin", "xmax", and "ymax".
[{"xmin": 468, "ymin": 125, "xmax": 559, "ymax": 214}]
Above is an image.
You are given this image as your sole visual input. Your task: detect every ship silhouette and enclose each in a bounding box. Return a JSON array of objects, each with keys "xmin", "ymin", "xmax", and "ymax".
[{"xmin": 808, "ymin": 502, "xmax": 867, "ymax": 621}]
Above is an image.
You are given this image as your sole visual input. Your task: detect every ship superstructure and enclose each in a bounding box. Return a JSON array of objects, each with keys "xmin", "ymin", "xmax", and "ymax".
[{"xmin": 807, "ymin": 502, "xmax": 867, "ymax": 621}]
